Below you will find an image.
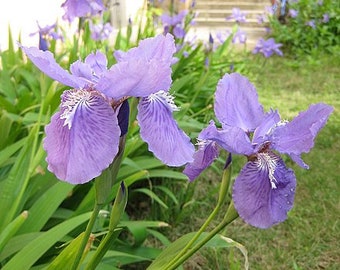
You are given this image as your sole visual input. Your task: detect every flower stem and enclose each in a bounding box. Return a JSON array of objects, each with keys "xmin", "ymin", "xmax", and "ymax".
[
  {"xmin": 164, "ymin": 159, "xmax": 232, "ymax": 269},
  {"xmin": 85, "ymin": 230, "xmax": 118, "ymax": 270},
  {"xmin": 71, "ymin": 203, "xmax": 101, "ymax": 270},
  {"xmin": 166, "ymin": 201, "xmax": 239, "ymax": 270}
]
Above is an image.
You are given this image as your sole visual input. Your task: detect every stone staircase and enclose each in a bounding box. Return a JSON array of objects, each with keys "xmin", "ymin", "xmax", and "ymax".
[{"xmin": 189, "ymin": 0, "xmax": 272, "ymax": 48}]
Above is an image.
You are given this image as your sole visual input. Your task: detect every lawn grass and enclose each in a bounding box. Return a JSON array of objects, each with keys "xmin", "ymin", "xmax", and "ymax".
[{"xmin": 155, "ymin": 53, "xmax": 340, "ymax": 270}]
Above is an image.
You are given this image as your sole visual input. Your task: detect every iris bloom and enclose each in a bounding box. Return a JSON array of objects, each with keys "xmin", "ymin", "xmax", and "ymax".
[
  {"xmin": 89, "ymin": 21, "xmax": 113, "ymax": 41},
  {"xmin": 232, "ymin": 28, "xmax": 247, "ymax": 44},
  {"xmin": 252, "ymin": 38, "xmax": 283, "ymax": 58},
  {"xmin": 30, "ymin": 22, "xmax": 63, "ymax": 51},
  {"xmin": 288, "ymin": 9, "xmax": 298, "ymax": 18},
  {"xmin": 61, "ymin": 0, "xmax": 105, "ymax": 22},
  {"xmin": 160, "ymin": 10, "xmax": 188, "ymax": 39},
  {"xmin": 184, "ymin": 73, "xmax": 333, "ymax": 228},
  {"xmin": 21, "ymin": 34, "xmax": 194, "ymax": 184},
  {"xmin": 226, "ymin": 8, "xmax": 247, "ymax": 23}
]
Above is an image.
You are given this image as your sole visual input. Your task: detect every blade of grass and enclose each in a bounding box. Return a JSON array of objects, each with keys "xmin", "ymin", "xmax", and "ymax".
[{"xmin": 1, "ymin": 212, "xmax": 91, "ymax": 270}]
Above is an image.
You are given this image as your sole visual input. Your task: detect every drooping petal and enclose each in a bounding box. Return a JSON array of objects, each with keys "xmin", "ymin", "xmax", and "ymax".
[
  {"xmin": 233, "ymin": 152, "xmax": 296, "ymax": 228},
  {"xmin": 183, "ymin": 140, "xmax": 219, "ymax": 181},
  {"xmin": 200, "ymin": 121, "xmax": 254, "ymax": 155},
  {"xmin": 137, "ymin": 91, "xmax": 194, "ymax": 166},
  {"xmin": 214, "ymin": 73, "xmax": 265, "ymax": 132},
  {"xmin": 44, "ymin": 91, "xmax": 120, "ymax": 184},
  {"xmin": 271, "ymin": 103, "xmax": 333, "ymax": 168},
  {"xmin": 97, "ymin": 58, "xmax": 172, "ymax": 100},
  {"xmin": 114, "ymin": 33, "xmax": 176, "ymax": 64},
  {"xmin": 20, "ymin": 45, "xmax": 86, "ymax": 88}
]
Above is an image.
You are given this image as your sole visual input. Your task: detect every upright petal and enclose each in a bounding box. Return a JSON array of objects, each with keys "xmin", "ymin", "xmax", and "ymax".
[
  {"xmin": 200, "ymin": 121, "xmax": 254, "ymax": 155},
  {"xmin": 183, "ymin": 140, "xmax": 219, "ymax": 181},
  {"xmin": 114, "ymin": 33, "xmax": 176, "ymax": 64},
  {"xmin": 137, "ymin": 91, "xmax": 194, "ymax": 166},
  {"xmin": 44, "ymin": 91, "xmax": 120, "ymax": 184},
  {"xmin": 252, "ymin": 109, "xmax": 281, "ymax": 147},
  {"xmin": 233, "ymin": 152, "xmax": 296, "ymax": 228},
  {"xmin": 20, "ymin": 45, "xmax": 86, "ymax": 88},
  {"xmin": 271, "ymin": 103, "xmax": 333, "ymax": 168},
  {"xmin": 85, "ymin": 51, "xmax": 108, "ymax": 77},
  {"xmin": 70, "ymin": 60, "xmax": 95, "ymax": 83},
  {"xmin": 97, "ymin": 59, "xmax": 172, "ymax": 100},
  {"xmin": 214, "ymin": 73, "xmax": 265, "ymax": 132}
]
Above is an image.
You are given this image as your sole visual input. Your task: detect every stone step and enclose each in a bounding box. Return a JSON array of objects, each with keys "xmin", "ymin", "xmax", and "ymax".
[
  {"xmin": 194, "ymin": 17, "xmax": 267, "ymax": 28},
  {"xmin": 196, "ymin": 9, "xmax": 268, "ymax": 20},
  {"xmin": 195, "ymin": 1, "xmax": 269, "ymax": 10},
  {"xmin": 190, "ymin": 0, "xmax": 271, "ymax": 49},
  {"xmin": 188, "ymin": 26, "xmax": 268, "ymax": 40}
]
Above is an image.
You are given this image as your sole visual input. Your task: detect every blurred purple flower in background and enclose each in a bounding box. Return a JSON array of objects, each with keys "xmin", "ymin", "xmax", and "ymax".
[
  {"xmin": 20, "ymin": 34, "xmax": 194, "ymax": 184},
  {"xmin": 256, "ymin": 14, "xmax": 267, "ymax": 24},
  {"xmin": 227, "ymin": 8, "xmax": 247, "ymax": 23},
  {"xmin": 161, "ymin": 10, "xmax": 188, "ymax": 39},
  {"xmin": 322, "ymin": 13, "xmax": 329, "ymax": 23},
  {"xmin": 252, "ymin": 38, "xmax": 283, "ymax": 58},
  {"xmin": 30, "ymin": 22, "xmax": 63, "ymax": 51},
  {"xmin": 288, "ymin": 9, "xmax": 298, "ymax": 18},
  {"xmin": 232, "ymin": 28, "xmax": 247, "ymax": 44},
  {"xmin": 61, "ymin": 0, "xmax": 105, "ymax": 22},
  {"xmin": 90, "ymin": 22, "xmax": 113, "ymax": 41},
  {"xmin": 306, "ymin": 20, "xmax": 316, "ymax": 29},
  {"xmin": 184, "ymin": 73, "xmax": 333, "ymax": 228}
]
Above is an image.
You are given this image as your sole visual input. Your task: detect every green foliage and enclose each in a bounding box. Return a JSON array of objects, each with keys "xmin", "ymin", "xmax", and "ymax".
[
  {"xmin": 0, "ymin": 1, "xmax": 337, "ymax": 269},
  {"xmin": 268, "ymin": 0, "xmax": 340, "ymax": 56}
]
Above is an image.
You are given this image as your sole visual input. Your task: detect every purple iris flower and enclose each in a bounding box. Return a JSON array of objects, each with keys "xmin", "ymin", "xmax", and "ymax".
[
  {"xmin": 61, "ymin": 0, "xmax": 105, "ymax": 22},
  {"xmin": 232, "ymin": 28, "xmax": 247, "ymax": 44},
  {"xmin": 160, "ymin": 10, "xmax": 188, "ymax": 38},
  {"xmin": 20, "ymin": 34, "xmax": 194, "ymax": 184},
  {"xmin": 288, "ymin": 9, "xmax": 298, "ymax": 18},
  {"xmin": 252, "ymin": 38, "xmax": 283, "ymax": 58},
  {"xmin": 322, "ymin": 13, "xmax": 329, "ymax": 23},
  {"xmin": 30, "ymin": 22, "xmax": 63, "ymax": 51},
  {"xmin": 306, "ymin": 20, "xmax": 316, "ymax": 29},
  {"xmin": 184, "ymin": 73, "xmax": 333, "ymax": 228},
  {"xmin": 90, "ymin": 22, "xmax": 113, "ymax": 41},
  {"xmin": 256, "ymin": 14, "xmax": 267, "ymax": 24},
  {"xmin": 226, "ymin": 8, "xmax": 247, "ymax": 23},
  {"xmin": 161, "ymin": 10, "xmax": 188, "ymax": 27}
]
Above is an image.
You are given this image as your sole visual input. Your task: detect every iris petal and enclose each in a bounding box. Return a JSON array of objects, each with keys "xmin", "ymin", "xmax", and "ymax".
[
  {"xmin": 70, "ymin": 60, "xmax": 95, "ymax": 82},
  {"xmin": 233, "ymin": 153, "xmax": 296, "ymax": 228},
  {"xmin": 44, "ymin": 91, "xmax": 120, "ymax": 184},
  {"xmin": 214, "ymin": 73, "xmax": 265, "ymax": 132},
  {"xmin": 85, "ymin": 51, "xmax": 108, "ymax": 77},
  {"xmin": 20, "ymin": 45, "xmax": 86, "ymax": 88},
  {"xmin": 137, "ymin": 92, "xmax": 194, "ymax": 166},
  {"xmin": 97, "ymin": 59, "xmax": 172, "ymax": 100},
  {"xmin": 97, "ymin": 34, "xmax": 175, "ymax": 100},
  {"xmin": 272, "ymin": 103, "xmax": 333, "ymax": 168},
  {"xmin": 200, "ymin": 121, "xmax": 254, "ymax": 155},
  {"xmin": 114, "ymin": 33, "xmax": 176, "ymax": 63},
  {"xmin": 183, "ymin": 140, "xmax": 219, "ymax": 181}
]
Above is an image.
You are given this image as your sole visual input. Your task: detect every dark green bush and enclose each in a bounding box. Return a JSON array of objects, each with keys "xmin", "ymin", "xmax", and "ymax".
[{"xmin": 268, "ymin": 0, "xmax": 340, "ymax": 56}]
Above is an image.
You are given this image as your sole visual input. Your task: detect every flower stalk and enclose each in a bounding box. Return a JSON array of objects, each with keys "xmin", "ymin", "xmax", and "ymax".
[{"xmin": 164, "ymin": 154, "xmax": 233, "ymax": 269}]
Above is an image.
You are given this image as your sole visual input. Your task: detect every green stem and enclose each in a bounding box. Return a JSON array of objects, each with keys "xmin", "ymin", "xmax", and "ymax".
[
  {"xmin": 165, "ymin": 162, "xmax": 232, "ymax": 269},
  {"xmin": 165, "ymin": 203, "xmax": 221, "ymax": 269},
  {"xmin": 71, "ymin": 203, "xmax": 101, "ymax": 270},
  {"xmin": 166, "ymin": 202, "xmax": 239, "ymax": 270},
  {"xmin": 85, "ymin": 230, "xmax": 119, "ymax": 270}
]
